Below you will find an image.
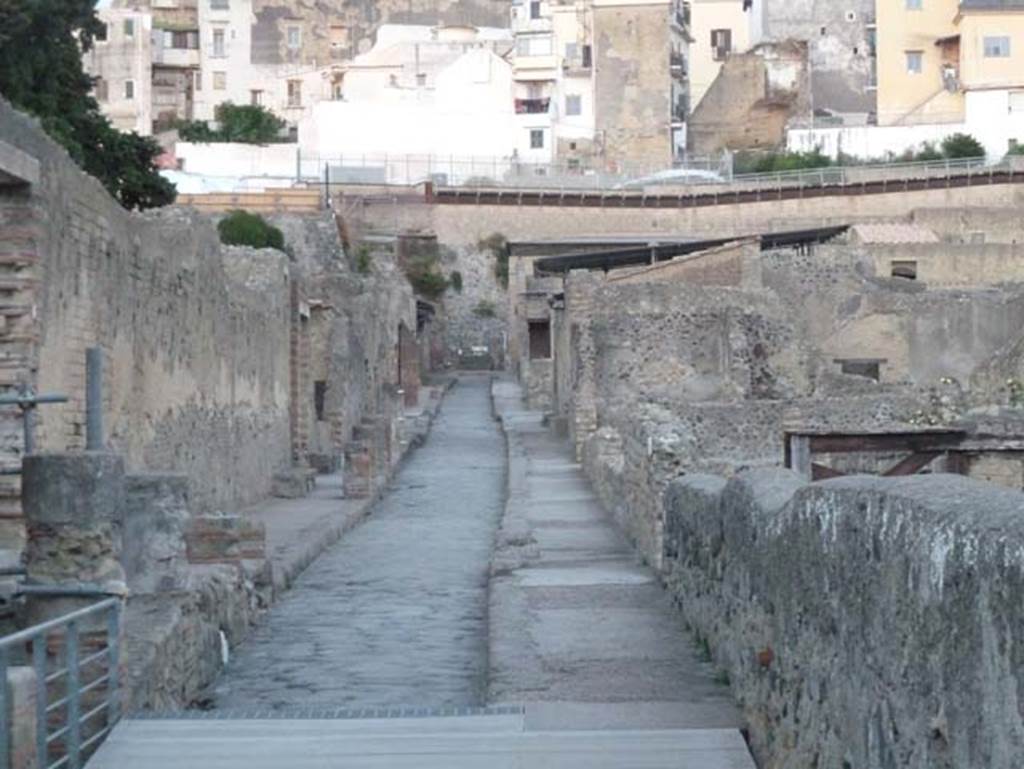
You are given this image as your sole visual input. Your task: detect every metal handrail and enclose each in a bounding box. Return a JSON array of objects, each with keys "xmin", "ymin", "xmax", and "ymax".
[{"xmin": 0, "ymin": 598, "xmax": 121, "ymax": 769}]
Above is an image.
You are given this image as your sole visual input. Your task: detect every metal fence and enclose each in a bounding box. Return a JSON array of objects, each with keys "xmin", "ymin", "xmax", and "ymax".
[
  {"xmin": 299, "ymin": 151, "xmax": 1001, "ymax": 197},
  {"xmin": 300, "ymin": 151, "xmax": 735, "ymax": 190},
  {"xmin": 0, "ymin": 598, "xmax": 121, "ymax": 769}
]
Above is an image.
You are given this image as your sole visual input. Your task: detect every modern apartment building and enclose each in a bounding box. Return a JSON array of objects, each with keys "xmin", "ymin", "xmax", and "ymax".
[
  {"xmin": 84, "ymin": 7, "xmax": 156, "ymax": 134},
  {"xmin": 509, "ymin": 0, "xmax": 691, "ymax": 168},
  {"xmin": 876, "ymin": 0, "xmax": 1024, "ymax": 154}
]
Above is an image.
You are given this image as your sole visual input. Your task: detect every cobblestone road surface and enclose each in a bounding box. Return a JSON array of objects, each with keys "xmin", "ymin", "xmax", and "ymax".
[{"xmin": 211, "ymin": 375, "xmax": 505, "ymax": 711}]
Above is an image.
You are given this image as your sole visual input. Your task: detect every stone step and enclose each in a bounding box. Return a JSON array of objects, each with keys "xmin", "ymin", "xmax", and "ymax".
[{"xmin": 87, "ymin": 716, "xmax": 754, "ymax": 769}]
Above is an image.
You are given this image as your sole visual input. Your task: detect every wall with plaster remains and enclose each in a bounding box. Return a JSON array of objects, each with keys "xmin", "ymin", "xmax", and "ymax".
[{"xmin": 0, "ymin": 100, "xmax": 292, "ymax": 528}]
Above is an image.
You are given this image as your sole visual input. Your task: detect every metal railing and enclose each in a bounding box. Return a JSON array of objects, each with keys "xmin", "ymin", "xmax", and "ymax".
[
  {"xmin": 300, "ymin": 151, "xmax": 733, "ymax": 190},
  {"xmin": 0, "ymin": 598, "xmax": 121, "ymax": 769}
]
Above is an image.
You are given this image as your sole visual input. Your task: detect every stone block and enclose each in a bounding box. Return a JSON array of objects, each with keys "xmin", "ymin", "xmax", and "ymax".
[
  {"xmin": 122, "ymin": 473, "xmax": 191, "ymax": 594},
  {"xmin": 22, "ymin": 452, "xmax": 124, "ymax": 526},
  {"xmin": 270, "ymin": 467, "xmax": 316, "ymax": 498},
  {"xmin": 185, "ymin": 515, "xmax": 265, "ymax": 564},
  {"xmin": 22, "ymin": 453, "xmax": 126, "ymax": 589}
]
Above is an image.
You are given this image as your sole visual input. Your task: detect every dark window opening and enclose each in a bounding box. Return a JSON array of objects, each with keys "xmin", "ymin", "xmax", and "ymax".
[
  {"xmin": 530, "ymin": 0, "xmax": 541, "ymax": 18},
  {"xmin": 891, "ymin": 260, "xmax": 917, "ymax": 280},
  {"xmin": 530, "ymin": 129, "xmax": 544, "ymax": 149},
  {"xmin": 581, "ymin": 44, "xmax": 592, "ymax": 68},
  {"xmin": 710, "ymin": 29, "xmax": 732, "ymax": 60},
  {"xmin": 528, "ymin": 320, "xmax": 552, "ymax": 360},
  {"xmin": 835, "ymin": 359, "xmax": 882, "ymax": 381},
  {"xmin": 314, "ymin": 380, "xmax": 327, "ymax": 421}
]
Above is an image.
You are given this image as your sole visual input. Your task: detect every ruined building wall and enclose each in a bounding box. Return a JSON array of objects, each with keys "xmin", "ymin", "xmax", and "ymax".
[
  {"xmin": 269, "ymin": 213, "xmax": 416, "ymax": 469},
  {"xmin": 0, "ymin": 101, "xmax": 291, "ymax": 526},
  {"xmin": 664, "ymin": 470, "xmax": 1024, "ymax": 769}
]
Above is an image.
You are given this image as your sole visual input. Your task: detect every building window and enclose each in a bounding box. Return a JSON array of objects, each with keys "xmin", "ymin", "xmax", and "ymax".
[
  {"xmin": 210, "ymin": 0, "xmax": 229, "ymax": 9},
  {"xmin": 905, "ymin": 0, "xmax": 921, "ymax": 8},
  {"xmin": 835, "ymin": 358, "xmax": 883, "ymax": 381},
  {"xmin": 528, "ymin": 320, "xmax": 552, "ymax": 360},
  {"xmin": 890, "ymin": 260, "xmax": 917, "ymax": 280},
  {"xmin": 287, "ymin": 79, "xmax": 302, "ymax": 107},
  {"xmin": 529, "ymin": 128, "xmax": 544, "ymax": 149},
  {"xmin": 194, "ymin": 70, "xmax": 202, "ymax": 91},
  {"xmin": 711, "ymin": 28, "xmax": 732, "ymax": 60},
  {"xmin": 565, "ymin": 42, "xmax": 578, "ymax": 60},
  {"xmin": 95, "ymin": 23, "xmax": 108, "ymax": 42},
  {"xmin": 250, "ymin": 89, "xmax": 263, "ymax": 106},
  {"xmin": 213, "ymin": 71, "xmax": 226, "ymax": 90},
  {"xmin": 165, "ymin": 29, "xmax": 199, "ymax": 49},
  {"xmin": 287, "ymin": 26, "xmax": 301, "ymax": 50},
  {"xmin": 314, "ymin": 381, "xmax": 327, "ymax": 422},
  {"xmin": 905, "ymin": 50, "xmax": 923, "ymax": 74},
  {"xmin": 565, "ymin": 94, "xmax": 581, "ymax": 116},
  {"xmin": 124, "ymin": 79, "xmax": 135, "ymax": 99},
  {"xmin": 530, "ymin": 0, "xmax": 541, "ymax": 18},
  {"xmin": 123, "ymin": 18, "xmax": 135, "ymax": 38},
  {"xmin": 984, "ymin": 36, "xmax": 1011, "ymax": 58},
  {"xmin": 95, "ymin": 77, "xmax": 108, "ymax": 102},
  {"xmin": 330, "ymin": 25, "xmax": 347, "ymax": 47},
  {"xmin": 516, "ymin": 34, "xmax": 553, "ymax": 56},
  {"xmin": 213, "ymin": 28, "xmax": 225, "ymax": 57}
]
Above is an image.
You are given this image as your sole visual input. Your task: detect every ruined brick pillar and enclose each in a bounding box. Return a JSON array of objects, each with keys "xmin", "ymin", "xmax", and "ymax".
[{"xmin": 397, "ymin": 323, "xmax": 420, "ymax": 408}]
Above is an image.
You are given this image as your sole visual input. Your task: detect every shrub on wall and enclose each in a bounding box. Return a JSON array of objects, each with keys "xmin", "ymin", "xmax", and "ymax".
[
  {"xmin": 217, "ymin": 210, "xmax": 286, "ymax": 251},
  {"xmin": 449, "ymin": 270, "xmax": 463, "ymax": 293},
  {"xmin": 477, "ymin": 233, "xmax": 509, "ymax": 289},
  {"xmin": 473, "ymin": 300, "xmax": 497, "ymax": 318}
]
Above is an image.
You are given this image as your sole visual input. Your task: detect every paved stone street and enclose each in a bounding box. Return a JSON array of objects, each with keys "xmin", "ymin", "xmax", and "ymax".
[{"xmin": 212, "ymin": 374, "xmax": 505, "ymax": 710}]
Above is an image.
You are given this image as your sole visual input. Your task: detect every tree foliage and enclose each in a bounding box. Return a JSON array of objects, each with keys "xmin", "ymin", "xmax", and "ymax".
[
  {"xmin": 178, "ymin": 103, "xmax": 287, "ymax": 144},
  {"xmin": 939, "ymin": 133, "xmax": 985, "ymax": 160},
  {"xmin": 217, "ymin": 210, "xmax": 286, "ymax": 251},
  {"xmin": 0, "ymin": 0, "xmax": 175, "ymax": 209}
]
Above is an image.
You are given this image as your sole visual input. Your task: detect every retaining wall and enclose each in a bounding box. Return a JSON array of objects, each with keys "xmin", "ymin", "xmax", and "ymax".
[{"xmin": 663, "ymin": 470, "xmax": 1024, "ymax": 769}]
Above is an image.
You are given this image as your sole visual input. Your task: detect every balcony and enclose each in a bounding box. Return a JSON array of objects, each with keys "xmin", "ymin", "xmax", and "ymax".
[
  {"xmin": 515, "ymin": 97, "xmax": 550, "ymax": 114},
  {"xmin": 513, "ymin": 53, "xmax": 559, "ymax": 78},
  {"xmin": 672, "ymin": 98, "xmax": 688, "ymax": 123},
  {"xmin": 154, "ymin": 46, "xmax": 199, "ymax": 67},
  {"xmin": 672, "ymin": 1, "xmax": 690, "ymax": 31}
]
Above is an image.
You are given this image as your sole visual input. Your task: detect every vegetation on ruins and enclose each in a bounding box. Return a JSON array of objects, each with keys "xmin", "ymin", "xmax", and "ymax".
[
  {"xmin": 402, "ymin": 240, "xmax": 449, "ymax": 299},
  {"xmin": 473, "ymin": 300, "xmax": 497, "ymax": 318},
  {"xmin": 477, "ymin": 233, "xmax": 509, "ymax": 289},
  {"xmin": 449, "ymin": 271, "xmax": 464, "ymax": 293},
  {"xmin": 178, "ymin": 104, "xmax": 288, "ymax": 144},
  {"xmin": 354, "ymin": 244, "xmax": 372, "ymax": 274},
  {"xmin": 1007, "ymin": 378, "xmax": 1024, "ymax": 408},
  {"xmin": 0, "ymin": 0, "xmax": 175, "ymax": 209},
  {"xmin": 217, "ymin": 210, "xmax": 286, "ymax": 251}
]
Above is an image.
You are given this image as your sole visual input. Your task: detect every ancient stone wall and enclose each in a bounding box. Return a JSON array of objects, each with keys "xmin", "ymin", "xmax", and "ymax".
[
  {"xmin": 0, "ymin": 100, "xmax": 292, "ymax": 529},
  {"xmin": 663, "ymin": 470, "xmax": 1024, "ymax": 769}
]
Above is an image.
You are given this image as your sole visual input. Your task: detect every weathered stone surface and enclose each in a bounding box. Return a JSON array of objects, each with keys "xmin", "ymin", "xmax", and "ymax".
[
  {"xmin": 22, "ymin": 453, "xmax": 126, "ymax": 589},
  {"xmin": 663, "ymin": 471, "xmax": 1024, "ymax": 769},
  {"xmin": 122, "ymin": 473, "xmax": 191, "ymax": 594},
  {"xmin": 270, "ymin": 467, "xmax": 316, "ymax": 499}
]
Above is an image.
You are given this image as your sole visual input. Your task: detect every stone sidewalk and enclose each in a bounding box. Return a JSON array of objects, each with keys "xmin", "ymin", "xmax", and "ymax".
[
  {"xmin": 242, "ymin": 381, "xmax": 450, "ymax": 594},
  {"xmin": 488, "ymin": 380, "xmax": 750, "ymax": 745}
]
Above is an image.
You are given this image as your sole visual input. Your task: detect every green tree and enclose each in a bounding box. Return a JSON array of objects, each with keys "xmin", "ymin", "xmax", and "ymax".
[
  {"xmin": 0, "ymin": 0, "xmax": 175, "ymax": 209},
  {"xmin": 178, "ymin": 103, "xmax": 287, "ymax": 144},
  {"xmin": 940, "ymin": 133, "xmax": 985, "ymax": 160}
]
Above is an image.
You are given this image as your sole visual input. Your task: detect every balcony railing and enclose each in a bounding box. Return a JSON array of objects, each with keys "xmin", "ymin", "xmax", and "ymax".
[{"xmin": 515, "ymin": 97, "xmax": 551, "ymax": 114}]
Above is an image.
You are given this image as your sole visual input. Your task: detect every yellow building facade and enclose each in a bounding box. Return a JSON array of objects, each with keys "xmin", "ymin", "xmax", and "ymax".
[
  {"xmin": 876, "ymin": 0, "xmax": 1024, "ymax": 127},
  {"xmin": 689, "ymin": 0, "xmax": 751, "ymax": 109}
]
